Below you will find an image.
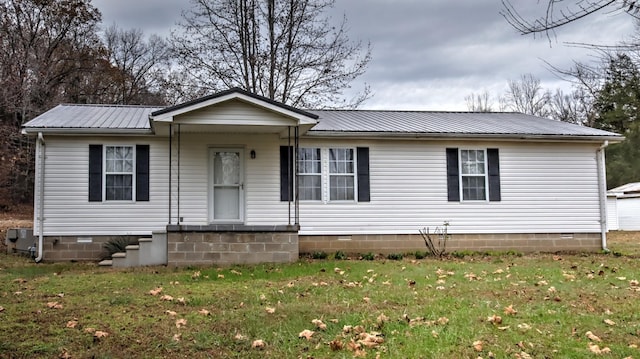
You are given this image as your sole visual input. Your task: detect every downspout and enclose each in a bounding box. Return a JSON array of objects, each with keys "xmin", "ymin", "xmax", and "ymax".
[
  {"xmin": 35, "ymin": 132, "xmax": 45, "ymax": 262},
  {"xmin": 596, "ymin": 141, "xmax": 609, "ymax": 251}
]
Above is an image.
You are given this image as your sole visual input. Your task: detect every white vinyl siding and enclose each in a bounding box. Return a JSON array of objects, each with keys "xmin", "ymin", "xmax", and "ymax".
[
  {"xmin": 36, "ymin": 135, "xmax": 604, "ymax": 237},
  {"xmin": 296, "ymin": 139, "xmax": 603, "ymax": 235},
  {"xmin": 606, "ymin": 196, "xmax": 619, "ymax": 231},
  {"xmin": 36, "ymin": 137, "xmax": 169, "ymax": 236},
  {"xmin": 616, "ymin": 197, "xmax": 640, "ymax": 230}
]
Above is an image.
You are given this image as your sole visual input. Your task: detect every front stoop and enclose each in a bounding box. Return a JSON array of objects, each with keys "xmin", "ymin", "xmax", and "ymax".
[
  {"xmin": 166, "ymin": 224, "xmax": 299, "ymax": 267},
  {"xmin": 99, "ymin": 233, "xmax": 167, "ymax": 268}
]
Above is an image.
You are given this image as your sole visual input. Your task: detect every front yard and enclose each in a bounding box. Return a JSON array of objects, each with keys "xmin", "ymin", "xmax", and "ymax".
[{"xmin": 0, "ymin": 232, "xmax": 639, "ymax": 358}]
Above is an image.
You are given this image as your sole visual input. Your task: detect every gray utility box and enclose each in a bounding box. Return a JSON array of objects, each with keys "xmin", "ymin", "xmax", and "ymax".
[{"xmin": 5, "ymin": 228, "xmax": 36, "ymax": 255}]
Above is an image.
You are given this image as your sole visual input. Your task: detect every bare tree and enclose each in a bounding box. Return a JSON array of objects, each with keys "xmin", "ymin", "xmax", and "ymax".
[
  {"xmin": 500, "ymin": 0, "xmax": 639, "ymax": 36},
  {"xmin": 465, "ymin": 90, "xmax": 496, "ymax": 112},
  {"xmin": 0, "ymin": 0, "xmax": 102, "ymax": 207},
  {"xmin": 501, "ymin": 74, "xmax": 552, "ymax": 117},
  {"xmin": 103, "ymin": 25, "xmax": 170, "ymax": 105},
  {"xmin": 170, "ymin": 0, "xmax": 371, "ymax": 108},
  {"xmin": 0, "ymin": 0, "xmax": 102, "ymax": 126}
]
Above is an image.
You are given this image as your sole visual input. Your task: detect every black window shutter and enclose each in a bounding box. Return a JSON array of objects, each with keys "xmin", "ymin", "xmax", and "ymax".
[
  {"xmin": 280, "ymin": 146, "xmax": 293, "ymax": 201},
  {"xmin": 136, "ymin": 145, "xmax": 150, "ymax": 201},
  {"xmin": 88, "ymin": 145, "xmax": 102, "ymax": 202},
  {"xmin": 446, "ymin": 148, "xmax": 460, "ymax": 202},
  {"xmin": 357, "ymin": 147, "xmax": 370, "ymax": 202},
  {"xmin": 487, "ymin": 148, "xmax": 501, "ymax": 202}
]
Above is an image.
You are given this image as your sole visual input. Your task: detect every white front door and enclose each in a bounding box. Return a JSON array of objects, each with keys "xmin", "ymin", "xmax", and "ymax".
[{"xmin": 209, "ymin": 148, "xmax": 244, "ymax": 223}]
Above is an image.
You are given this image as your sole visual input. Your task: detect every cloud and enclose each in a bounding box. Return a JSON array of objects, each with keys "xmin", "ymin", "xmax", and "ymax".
[{"xmin": 91, "ymin": 0, "xmax": 635, "ymax": 110}]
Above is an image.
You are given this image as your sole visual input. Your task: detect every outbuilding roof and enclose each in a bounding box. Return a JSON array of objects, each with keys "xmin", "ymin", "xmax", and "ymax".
[{"xmin": 608, "ymin": 182, "xmax": 640, "ymax": 198}]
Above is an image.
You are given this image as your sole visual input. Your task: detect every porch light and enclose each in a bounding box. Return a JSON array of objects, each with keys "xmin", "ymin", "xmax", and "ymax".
[{"xmin": 250, "ymin": 150, "xmax": 256, "ymax": 159}]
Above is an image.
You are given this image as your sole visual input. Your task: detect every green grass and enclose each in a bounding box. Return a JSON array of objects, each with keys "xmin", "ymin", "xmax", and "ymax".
[{"xmin": 0, "ymin": 251, "xmax": 639, "ymax": 358}]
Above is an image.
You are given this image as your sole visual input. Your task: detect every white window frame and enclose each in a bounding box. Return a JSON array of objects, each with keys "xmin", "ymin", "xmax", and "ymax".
[
  {"xmin": 297, "ymin": 148, "xmax": 322, "ymax": 201},
  {"xmin": 328, "ymin": 148, "xmax": 356, "ymax": 202},
  {"xmin": 103, "ymin": 145, "xmax": 136, "ymax": 202},
  {"xmin": 459, "ymin": 149, "xmax": 488, "ymax": 202},
  {"xmin": 295, "ymin": 147, "xmax": 358, "ymax": 203}
]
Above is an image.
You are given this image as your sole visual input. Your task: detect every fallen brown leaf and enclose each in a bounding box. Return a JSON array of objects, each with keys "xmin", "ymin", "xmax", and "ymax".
[
  {"xmin": 251, "ymin": 339, "xmax": 266, "ymax": 349},
  {"xmin": 473, "ymin": 340, "xmax": 483, "ymax": 352},
  {"xmin": 198, "ymin": 309, "xmax": 210, "ymax": 316},
  {"xmin": 329, "ymin": 338, "xmax": 343, "ymax": 351},
  {"xmin": 160, "ymin": 295, "xmax": 174, "ymax": 301},
  {"xmin": 487, "ymin": 314, "xmax": 502, "ymax": 324},
  {"xmin": 588, "ymin": 342, "xmax": 610, "ymax": 354},
  {"xmin": 149, "ymin": 287, "xmax": 163, "ymax": 296},
  {"xmin": 234, "ymin": 333, "xmax": 247, "ymax": 341},
  {"xmin": 172, "ymin": 333, "xmax": 181, "ymax": 342},
  {"xmin": 93, "ymin": 331, "xmax": 109, "ymax": 339},
  {"xmin": 604, "ymin": 319, "xmax": 616, "ymax": 326},
  {"xmin": 504, "ymin": 305, "xmax": 518, "ymax": 315},
  {"xmin": 175, "ymin": 318, "xmax": 187, "ymax": 328},
  {"xmin": 376, "ymin": 313, "xmax": 389, "ymax": 326},
  {"xmin": 586, "ymin": 331, "xmax": 602, "ymax": 342},
  {"xmin": 265, "ymin": 307, "xmax": 276, "ymax": 314},
  {"xmin": 312, "ymin": 319, "xmax": 327, "ymax": 330},
  {"xmin": 358, "ymin": 332, "xmax": 384, "ymax": 348},
  {"xmin": 65, "ymin": 320, "xmax": 78, "ymax": 328},
  {"xmin": 47, "ymin": 302, "xmax": 63, "ymax": 309},
  {"xmin": 299, "ymin": 329, "xmax": 315, "ymax": 340},
  {"xmin": 165, "ymin": 310, "xmax": 177, "ymax": 316}
]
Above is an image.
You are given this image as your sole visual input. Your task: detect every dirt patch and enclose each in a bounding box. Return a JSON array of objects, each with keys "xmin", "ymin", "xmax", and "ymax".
[
  {"xmin": 0, "ymin": 205, "xmax": 33, "ymax": 253},
  {"xmin": 607, "ymin": 230, "xmax": 640, "ymax": 243}
]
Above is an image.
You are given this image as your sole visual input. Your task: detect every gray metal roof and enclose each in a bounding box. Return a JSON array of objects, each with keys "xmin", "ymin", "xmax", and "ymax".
[
  {"xmin": 23, "ymin": 104, "xmax": 161, "ymax": 132},
  {"xmin": 307, "ymin": 110, "xmax": 620, "ymax": 139},
  {"xmin": 23, "ymin": 103, "xmax": 622, "ymax": 141}
]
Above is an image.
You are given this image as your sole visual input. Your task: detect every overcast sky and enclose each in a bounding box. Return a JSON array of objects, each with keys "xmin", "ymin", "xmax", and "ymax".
[{"xmin": 92, "ymin": 0, "xmax": 636, "ymax": 110}]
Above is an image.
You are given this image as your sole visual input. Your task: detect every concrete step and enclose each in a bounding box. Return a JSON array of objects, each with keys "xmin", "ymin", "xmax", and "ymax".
[
  {"xmin": 111, "ymin": 252, "xmax": 127, "ymax": 268},
  {"xmin": 98, "ymin": 259, "xmax": 112, "ymax": 266},
  {"xmin": 124, "ymin": 244, "xmax": 140, "ymax": 267}
]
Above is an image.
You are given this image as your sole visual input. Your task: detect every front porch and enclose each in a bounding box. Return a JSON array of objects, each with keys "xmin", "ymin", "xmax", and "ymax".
[{"xmin": 166, "ymin": 224, "xmax": 299, "ymax": 267}]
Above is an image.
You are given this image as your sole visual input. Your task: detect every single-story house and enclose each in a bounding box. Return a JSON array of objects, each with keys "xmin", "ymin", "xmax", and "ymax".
[
  {"xmin": 22, "ymin": 88, "xmax": 623, "ymax": 266},
  {"xmin": 607, "ymin": 182, "xmax": 640, "ymax": 231}
]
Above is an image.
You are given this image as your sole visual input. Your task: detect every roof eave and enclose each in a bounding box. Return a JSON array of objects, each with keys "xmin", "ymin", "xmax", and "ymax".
[
  {"xmin": 304, "ymin": 131, "xmax": 625, "ymax": 142},
  {"xmin": 21, "ymin": 128, "xmax": 154, "ymax": 136}
]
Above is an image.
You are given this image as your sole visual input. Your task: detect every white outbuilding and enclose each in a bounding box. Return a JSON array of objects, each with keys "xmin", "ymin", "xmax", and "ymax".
[{"xmin": 607, "ymin": 182, "xmax": 640, "ymax": 231}]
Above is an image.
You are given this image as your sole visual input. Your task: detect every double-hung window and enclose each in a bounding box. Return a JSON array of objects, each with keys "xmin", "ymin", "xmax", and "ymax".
[
  {"xmin": 329, "ymin": 148, "xmax": 355, "ymax": 201},
  {"xmin": 105, "ymin": 146, "xmax": 134, "ymax": 201},
  {"xmin": 446, "ymin": 147, "xmax": 500, "ymax": 202},
  {"xmin": 287, "ymin": 147, "xmax": 367, "ymax": 203},
  {"xmin": 460, "ymin": 149, "xmax": 487, "ymax": 201},
  {"xmin": 298, "ymin": 148, "xmax": 322, "ymax": 201}
]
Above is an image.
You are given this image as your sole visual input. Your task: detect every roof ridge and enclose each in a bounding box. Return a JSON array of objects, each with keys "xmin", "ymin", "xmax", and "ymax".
[
  {"xmin": 59, "ymin": 103, "xmax": 163, "ymax": 109},
  {"xmin": 310, "ymin": 109, "xmax": 523, "ymax": 114}
]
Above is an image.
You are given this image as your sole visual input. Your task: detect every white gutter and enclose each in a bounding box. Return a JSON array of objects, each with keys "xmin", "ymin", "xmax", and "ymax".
[
  {"xmin": 596, "ymin": 141, "xmax": 609, "ymax": 251},
  {"xmin": 35, "ymin": 132, "xmax": 45, "ymax": 262}
]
